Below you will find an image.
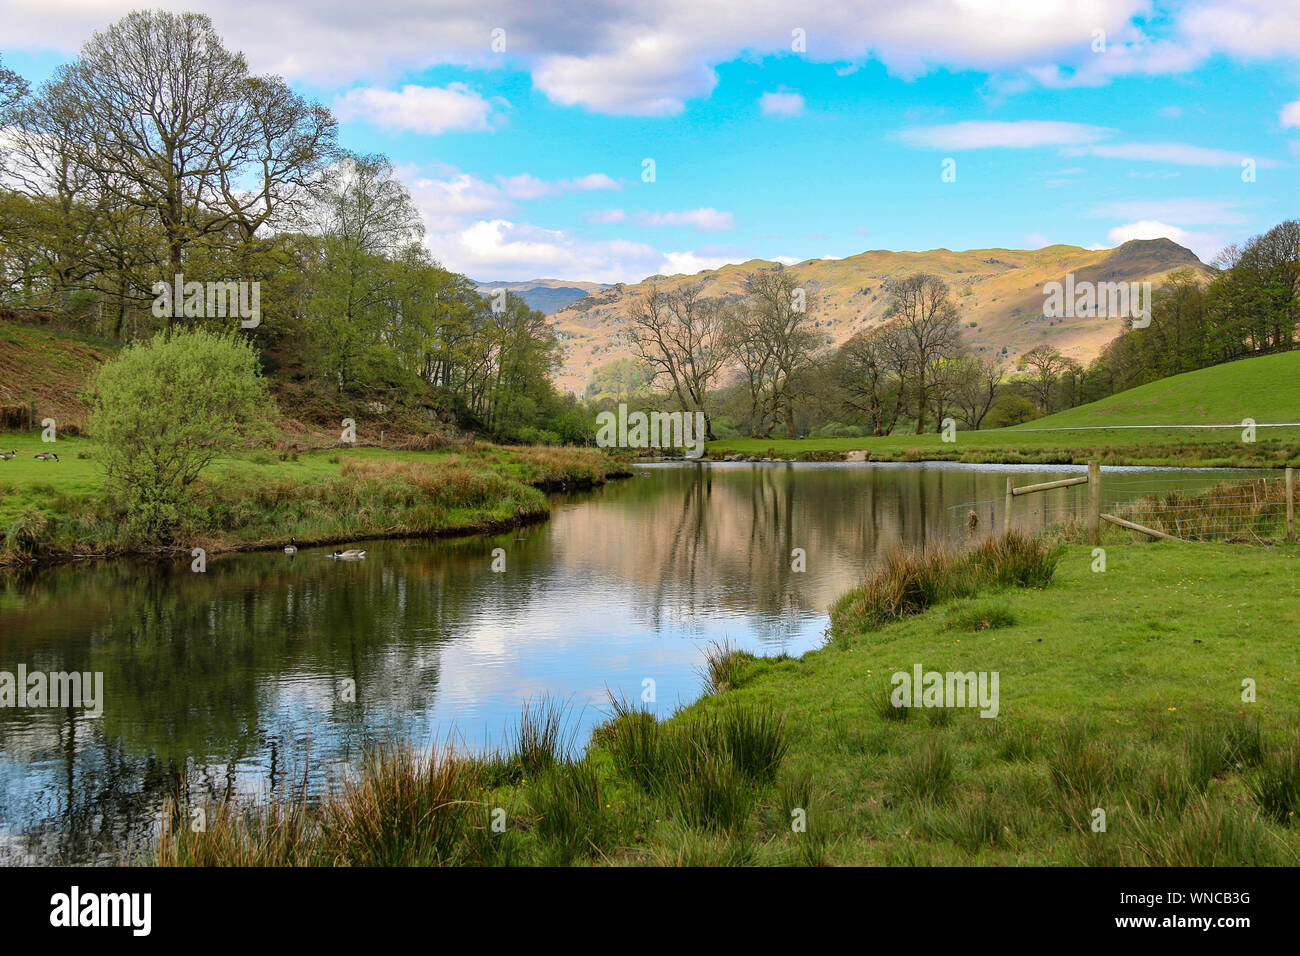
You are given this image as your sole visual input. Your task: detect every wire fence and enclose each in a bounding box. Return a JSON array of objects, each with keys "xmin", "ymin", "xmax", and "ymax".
[{"xmin": 947, "ymin": 469, "xmax": 1296, "ymax": 544}]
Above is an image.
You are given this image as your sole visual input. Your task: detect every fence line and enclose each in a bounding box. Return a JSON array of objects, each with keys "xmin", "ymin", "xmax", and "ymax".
[
  {"xmin": 1007, "ymin": 423, "xmax": 1300, "ymax": 432},
  {"xmin": 947, "ymin": 464, "xmax": 1298, "ymax": 544}
]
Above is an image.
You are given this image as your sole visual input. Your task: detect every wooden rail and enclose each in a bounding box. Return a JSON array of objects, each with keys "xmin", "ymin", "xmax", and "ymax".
[
  {"xmin": 1001, "ymin": 461, "xmax": 1295, "ymax": 545},
  {"xmin": 1004, "ymin": 460, "xmax": 1101, "ymax": 545},
  {"xmin": 1011, "ymin": 475, "xmax": 1089, "ymax": 496},
  {"xmin": 1101, "ymin": 513, "xmax": 1185, "ymax": 542}
]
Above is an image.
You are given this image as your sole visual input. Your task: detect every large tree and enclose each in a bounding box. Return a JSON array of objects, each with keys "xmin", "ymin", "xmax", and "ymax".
[
  {"xmin": 836, "ymin": 322, "xmax": 906, "ymax": 436},
  {"xmin": 884, "ymin": 273, "xmax": 963, "ymax": 433},
  {"xmin": 0, "ymin": 53, "xmax": 28, "ymax": 123},
  {"xmin": 951, "ymin": 352, "xmax": 1005, "ymax": 430},
  {"xmin": 742, "ymin": 266, "xmax": 819, "ymax": 437},
  {"xmin": 35, "ymin": 11, "xmax": 336, "ymax": 328},
  {"xmin": 1019, "ymin": 344, "xmax": 1070, "ymax": 414},
  {"xmin": 625, "ymin": 281, "xmax": 733, "ymax": 440}
]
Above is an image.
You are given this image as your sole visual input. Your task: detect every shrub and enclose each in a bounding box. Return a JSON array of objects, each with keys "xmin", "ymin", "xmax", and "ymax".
[{"xmin": 89, "ymin": 330, "xmax": 276, "ymax": 539}]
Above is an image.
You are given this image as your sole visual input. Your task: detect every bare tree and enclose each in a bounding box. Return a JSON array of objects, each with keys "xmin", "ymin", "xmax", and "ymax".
[
  {"xmin": 884, "ymin": 273, "xmax": 962, "ymax": 433},
  {"xmin": 218, "ymin": 74, "xmax": 338, "ymax": 251},
  {"xmin": 726, "ymin": 298, "xmax": 778, "ymax": 436},
  {"xmin": 0, "ymin": 53, "xmax": 28, "ymax": 124},
  {"xmin": 952, "ymin": 352, "xmax": 1005, "ymax": 430},
  {"xmin": 743, "ymin": 266, "xmax": 819, "ymax": 437},
  {"xmin": 836, "ymin": 322, "xmax": 906, "ymax": 435},
  {"xmin": 625, "ymin": 281, "xmax": 733, "ymax": 440},
  {"xmin": 1020, "ymin": 344, "xmax": 1070, "ymax": 413}
]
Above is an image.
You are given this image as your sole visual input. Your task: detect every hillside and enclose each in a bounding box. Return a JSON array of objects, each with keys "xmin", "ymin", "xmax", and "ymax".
[
  {"xmin": 0, "ymin": 320, "xmax": 117, "ymax": 434},
  {"xmin": 1023, "ymin": 351, "xmax": 1300, "ymax": 428},
  {"xmin": 0, "ymin": 321, "xmax": 456, "ymax": 447},
  {"xmin": 475, "ymin": 278, "xmax": 610, "ymax": 315},
  {"xmin": 549, "ymin": 238, "xmax": 1210, "ymax": 394}
]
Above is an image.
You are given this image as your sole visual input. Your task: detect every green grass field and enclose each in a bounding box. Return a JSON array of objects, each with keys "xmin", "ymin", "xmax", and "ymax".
[
  {"xmin": 0, "ymin": 437, "xmax": 628, "ymax": 563},
  {"xmin": 1029, "ymin": 351, "xmax": 1300, "ymax": 428},
  {"xmin": 155, "ymin": 537, "xmax": 1300, "ymax": 866},
  {"xmin": 709, "ymin": 351, "xmax": 1300, "ymax": 468}
]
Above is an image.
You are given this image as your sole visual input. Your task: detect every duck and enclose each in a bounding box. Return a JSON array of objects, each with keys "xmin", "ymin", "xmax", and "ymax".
[
  {"xmin": 330, "ymin": 549, "xmax": 366, "ymax": 560},
  {"xmin": 34, "ymin": 451, "xmax": 58, "ymax": 461},
  {"xmin": 284, "ymin": 537, "xmax": 297, "ymax": 555},
  {"xmin": 0, "ymin": 449, "xmax": 16, "ymax": 460}
]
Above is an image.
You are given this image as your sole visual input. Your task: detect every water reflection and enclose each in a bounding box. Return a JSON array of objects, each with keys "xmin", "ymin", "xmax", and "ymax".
[{"xmin": 0, "ymin": 461, "xmax": 1256, "ymax": 862}]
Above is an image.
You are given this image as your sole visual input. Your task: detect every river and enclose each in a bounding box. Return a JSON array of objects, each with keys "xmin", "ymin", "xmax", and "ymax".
[{"xmin": 0, "ymin": 460, "xmax": 1258, "ymax": 863}]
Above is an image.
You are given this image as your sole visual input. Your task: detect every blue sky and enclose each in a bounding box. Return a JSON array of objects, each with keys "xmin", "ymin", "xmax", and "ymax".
[{"xmin": 3, "ymin": 0, "xmax": 1298, "ymax": 282}]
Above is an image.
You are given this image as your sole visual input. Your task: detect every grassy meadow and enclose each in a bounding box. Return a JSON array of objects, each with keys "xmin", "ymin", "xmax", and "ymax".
[
  {"xmin": 709, "ymin": 350, "xmax": 1300, "ymax": 467},
  {"xmin": 0, "ymin": 436, "xmax": 629, "ymax": 564},
  {"xmin": 154, "ymin": 532, "xmax": 1300, "ymax": 866}
]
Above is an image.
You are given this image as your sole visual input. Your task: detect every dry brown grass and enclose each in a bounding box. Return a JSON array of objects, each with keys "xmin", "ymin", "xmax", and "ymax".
[{"xmin": 832, "ymin": 531, "xmax": 1061, "ymax": 635}]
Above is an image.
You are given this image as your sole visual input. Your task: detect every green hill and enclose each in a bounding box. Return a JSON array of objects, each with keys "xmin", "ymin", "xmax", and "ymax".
[{"xmin": 1023, "ymin": 351, "xmax": 1300, "ymax": 429}]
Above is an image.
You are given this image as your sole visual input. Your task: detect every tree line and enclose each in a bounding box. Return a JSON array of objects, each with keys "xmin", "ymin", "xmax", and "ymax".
[
  {"xmin": 619, "ymin": 267, "xmax": 1004, "ymax": 439},
  {"xmin": 614, "ymin": 218, "xmax": 1300, "ymax": 440},
  {"xmin": 0, "ymin": 14, "xmax": 580, "ymax": 444}
]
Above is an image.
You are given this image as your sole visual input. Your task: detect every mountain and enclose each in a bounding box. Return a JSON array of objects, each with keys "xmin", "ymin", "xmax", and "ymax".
[
  {"xmin": 474, "ymin": 278, "xmax": 610, "ymax": 315},
  {"xmin": 547, "ymin": 238, "xmax": 1210, "ymax": 394}
]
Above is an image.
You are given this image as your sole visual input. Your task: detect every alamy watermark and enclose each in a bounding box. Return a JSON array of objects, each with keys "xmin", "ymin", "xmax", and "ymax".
[
  {"xmin": 152, "ymin": 274, "xmax": 260, "ymax": 328},
  {"xmin": 890, "ymin": 664, "xmax": 999, "ymax": 718},
  {"xmin": 0, "ymin": 666, "xmax": 104, "ymax": 716},
  {"xmin": 595, "ymin": 403, "xmax": 706, "ymax": 459},
  {"xmin": 50, "ymin": 886, "xmax": 150, "ymax": 936},
  {"xmin": 1043, "ymin": 273, "xmax": 1150, "ymax": 328}
]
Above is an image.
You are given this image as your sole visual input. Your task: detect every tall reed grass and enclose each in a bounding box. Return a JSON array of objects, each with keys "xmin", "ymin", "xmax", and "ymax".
[{"xmin": 832, "ymin": 530, "xmax": 1060, "ymax": 635}]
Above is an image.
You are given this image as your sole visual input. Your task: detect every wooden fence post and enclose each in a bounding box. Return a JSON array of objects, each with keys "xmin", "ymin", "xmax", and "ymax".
[
  {"xmin": 1088, "ymin": 460, "xmax": 1101, "ymax": 546},
  {"xmin": 1287, "ymin": 466, "xmax": 1295, "ymax": 542},
  {"xmin": 1004, "ymin": 477, "xmax": 1013, "ymax": 535}
]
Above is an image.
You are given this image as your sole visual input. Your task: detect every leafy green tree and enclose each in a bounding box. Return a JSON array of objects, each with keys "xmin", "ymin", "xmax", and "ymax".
[{"xmin": 90, "ymin": 330, "xmax": 277, "ymax": 538}]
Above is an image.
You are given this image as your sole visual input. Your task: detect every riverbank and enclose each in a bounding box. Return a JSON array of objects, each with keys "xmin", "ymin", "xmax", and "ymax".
[
  {"xmin": 707, "ymin": 426, "xmax": 1300, "ymax": 468},
  {"xmin": 153, "ymin": 531, "xmax": 1300, "ymax": 866},
  {"xmin": 0, "ymin": 439, "xmax": 631, "ymax": 566}
]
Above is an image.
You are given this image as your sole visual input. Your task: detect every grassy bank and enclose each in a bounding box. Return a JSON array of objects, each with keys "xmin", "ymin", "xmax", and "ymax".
[
  {"xmin": 154, "ymin": 531, "xmax": 1300, "ymax": 866},
  {"xmin": 0, "ymin": 438, "xmax": 629, "ymax": 565},
  {"xmin": 709, "ymin": 350, "xmax": 1300, "ymax": 467},
  {"xmin": 707, "ymin": 427, "xmax": 1300, "ymax": 468}
]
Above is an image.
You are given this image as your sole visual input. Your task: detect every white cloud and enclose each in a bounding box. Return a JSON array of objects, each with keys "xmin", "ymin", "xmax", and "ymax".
[
  {"xmin": 422, "ymin": 218, "xmax": 747, "ymax": 283},
  {"xmin": 496, "ymin": 172, "xmax": 621, "ymax": 199},
  {"xmin": 334, "ymin": 83, "xmax": 499, "ymax": 133},
  {"xmin": 1070, "ymin": 141, "xmax": 1279, "ymax": 167},
  {"xmin": 1024, "ymin": 232, "xmax": 1052, "ymax": 248},
  {"xmin": 633, "ymin": 208, "xmax": 734, "ymax": 232},
  {"xmin": 1180, "ymin": 0, "xmax": 1300, "ymax": 61},
  {"xmin": 896, "ymin": 121, "xmax": 1113, "ymax": 149},
  {"xmin": 375, "ymin": 163, "xmax": 742, "ymax": 281},
  {"xmin": 898, "ymin": 122, "xmax": 1278, "ymax": 172},
  {"xmin": 1281, "ymin": 100, "xmax": 1300, "ymax": 129},
  {"xmin": 659, "ymin": 250, "xmax": 742, "ymax": 275},
  {"xmin": 1106, "ymin": 219, "xmax": 1226, "ymax": 262},
  {"xmin": 7, "ymin": 0, "xmax": 1300, "ymax": 117},
  {"xmin": 431, "ymin": 218, "xmax": 664, "ymax": 282},
  {"xmin": 396, "ymin": 166, "xmax": 516, "ymax": 232},
  {"xmin": 532, "ymin": 33, "xmax": 718, "ymax": 116},
  {"xmin": 1089, "ymin": 198, "xmax": 1246, "ymax": 225},
  {"xmin": 0, "ymin": 0, "xmax": 1220, "ymax": 116},
  {"xmin": 760, "ymin": 91, "xmax": 805, "ymax": 117}
]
